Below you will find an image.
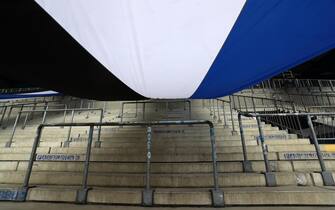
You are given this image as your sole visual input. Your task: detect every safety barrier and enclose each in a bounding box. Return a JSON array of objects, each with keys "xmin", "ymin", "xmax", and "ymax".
[
  {"xmin": 238, "ymin": 112, "xmax": 335, "ymax": 186},
  {"xmin": 2, "ymin": 120, "xmax": 223, "ymax": 206},
  {"xmin": 4, "ymin": 108, "xmax": 104, "ymax": 148},
  {"xmin": 120, "ymin": 99, "xmax": 192, "ymax": 122}
]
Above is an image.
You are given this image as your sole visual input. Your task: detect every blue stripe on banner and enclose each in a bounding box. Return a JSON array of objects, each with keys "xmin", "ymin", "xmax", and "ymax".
[
  {"xmin": 192, "ymin": 0, "xmax": 335, "ymax": 99},
  {"xmin": 0, "ymin": 93, "xmax": 60, "ymax": 100}
]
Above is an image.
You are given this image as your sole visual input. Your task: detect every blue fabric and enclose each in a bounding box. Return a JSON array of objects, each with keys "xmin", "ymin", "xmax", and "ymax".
[
  {"xmin": 0, "ymin": 93, "xmax": 60, "ymax": 100},
  {"xmin": 192, "ymin": 0, "xmax": 335, "ymax": 98}
]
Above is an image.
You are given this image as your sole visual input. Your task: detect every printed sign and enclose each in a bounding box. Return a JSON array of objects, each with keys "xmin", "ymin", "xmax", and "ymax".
[
  {"xmin": 282, "ymin": 152, "xmax": 335, "ymax": 160},
  {"xmin": 36, "ymin": 154, "xmax": 80, "ymax": 161}
]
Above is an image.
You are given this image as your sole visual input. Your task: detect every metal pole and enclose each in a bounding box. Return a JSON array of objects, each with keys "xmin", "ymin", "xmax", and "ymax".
[
  {"xmin": 256, "ymin": 117, "xmax": 270, "ymax": 172},
  {"xmin": 256, "ymin": 116, "xmax": 276, "ymax": 186},
  {"xmin": 3, "ymin": 106, "xmax": 13, "ymax": 128},
  {"xmin": 143, "ymin": 103, "xmax": 146, "ymax": 120},
  {"xmin": 188, "ymin": 101, "xmax": 192, "ymax": 120},
  {"xmin": 23, "ymin": 125, "xmax": 43, "ymax": 189},
  {"xmin": 229, "ymin": 96, "xmax": 237, "ymax": 134},
  {"xmin": 62, "ymin": 105, "xmax": 67, "ymax": 124},
  {"xmin": 307, "ymin": 115, "xmax": 326, "ymax": 171},
  {"xmin": 64, "ymin": 109, "xmax": 75, "ymax": 147},
  {"xmin": 209, "ymin": 124, "xmax": 224, "ymax": 206},
  {"xmin": 216, "ymin": 100, "xmax": 221, "ymax": 123},
  {"xmin": 222, "ymin": 101, "xmax": 227, "ymax": 127},
  {"xmin": 120, "ymin": 103, "xmax": 124, "ymax": 123},
  {"xmin": 6, "ymin": 114, "xmax": 21, "ymax": 148},
  {"xmin": 143, "ymin": 126, "xmax": 153, "ymax": 206},
  {"xmin": 209, "ymin": 99, "xmax": 213, "ymax": 116},
  {"xmin": 213, "ymin": 99, "xmax": 217, "ymax": 120},
  {"xmin": 41, "ymin": 104, "xmax": 48, "ymax": 124},
  {"xmin": 0, "ymin": 106, "xmax": 7, "ymax": 126},
  {"xmin": 209, "ymin": 125, "xmax": 219, "ymax": 190},
  {"xmin": 238, "ymin": 114, "xmax": 252, "ymax": 172},
  {"xmin": 82, "ymin": 125, "xmax": 94, "ymax": 188},
  {"xmin": 95, "ymin": 110, "xmax": 103, "ymax": 148}
]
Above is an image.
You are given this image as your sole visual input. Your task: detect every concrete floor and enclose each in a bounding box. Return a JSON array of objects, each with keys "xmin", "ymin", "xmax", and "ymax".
[{"xmin": 0, "ymin": 202, "xmax": 335, "ymax": 210}]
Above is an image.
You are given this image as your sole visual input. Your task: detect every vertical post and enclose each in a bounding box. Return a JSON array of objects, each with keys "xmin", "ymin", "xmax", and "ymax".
[
  {"xmin": 209, "ymin": 99, "xmax": 213, "ymax": 116},
  {"xmin": 188, "ymin": 101, "xmax": 192, "ymax": 120},
  {"xmin": 22, "ymin": 110, "xmax": 30, "ymax": 129},
  {"xmin": 6, "ymin": 113, "xmax": 21, "ymax": 148},
  {"xmin": 256, "ymin": 116, "xmax": 276, "ymax": 186},
  {"xmin": 222, "ymin": 101, "xmax": 227, "ymax": 128},
  {"xmin": 30, "ymin": 101, "xmax": 37, "ymax": 120},
  {"xmin": 64, "ymin": 109, "xmax": 75, "ymax": 147},
  {"xmin": 41, "ymin": 104, "xmax": 48, "ymax": 124},
  {"xmin": 62, "ymin": 105, "xmax": 67, "ymax": 125},
  {"xmin": 216, "ymin": 100, "xmax": 221, "ymax": 123},
  {"xmin": 252, "ymin": 97, "xmax": 256, "ymax": 113},
  {"xmin": 103, "ymin": 102, "xmax": 107, "ymax": 114},
  {"xmin": 3, "ymin": 106, "xmax": 13, "ymax": 129},
  {"xmin": 143, "ymin": 126, "xmax": 153, "ymax": 206},
  {"xmin": 120, "ymin": 103, "xmax": 124, "ymax": 123},
  {"xmin": 19, "ymin": 125, "xmax": 44, "ymax": 201},
  {"xmin": 94, "ymin": 110, "xmax": 103, "ymax": 148},
  {"xmin": 76, "ymin": 125, "xmax": 94, "ymax": 204},
  {"xmin": 0, "ymin": 106, "xmax": 7, "ymax": 126},
  {"xmin": 244, "ymin": 97, "xmax": 248, "ymax": 112},
  {"xmin": 307, "ymin": 115, "xmax": 335, "ymax": 186},
  {"xmin": 229, "ymin": 96, "xmax": 237, "ymax": 135},
  {"xmin": 143, "ymin": 103, "xmax": 146, "ymax": 120},
  {"xmin": 238, "ymin": 114, "xmax": 252, "ymax": 172},
  {"xmin": 80, "ymin": 100, "xmax": 83, "ymax": 109},
  {"xmin": 213, "ymin": 100, "xmax": 217, "ymax": 120},
  {"xmin": 209, "ymin": 123, "xmax": 224, "ymax": 207}
]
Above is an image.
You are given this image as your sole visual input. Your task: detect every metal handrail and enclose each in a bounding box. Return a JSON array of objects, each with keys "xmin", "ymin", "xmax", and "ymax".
[
  {"xmin": 120, "ymin": 99, "xmax": 192, "ymax": 122},
  {"xmin": 18, "ymin": 120, "xmax": 223, "ymax": 206},
  {"xmin": 5, "ymin": 108, "xmax": 104, "ymax": 148},
  {"xmin": 237, "ymin": 111, "xmax": 335, "ymax": 186}
]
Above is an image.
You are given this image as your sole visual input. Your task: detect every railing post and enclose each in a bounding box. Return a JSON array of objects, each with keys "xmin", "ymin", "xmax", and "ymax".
[
  {"xmin": 120, "ymin": 102, "xmax": 125, "ymax": 123},
  {"xmin": 143, "ymin": 103, "xmax": 146, "ymax": 120},
  {"xmin": 41, "ymin": 104, "xmax": 48, "ymax": 124},
  {"xmin": 229, "ymin": 96, "xmax": 237, "ymax": 135},
  {"xmin": 251, "ymin": 97, "xmax": 256, "ymax": 113},
  {"xmin": 62, "ymin": 105, "xmax": 67, "ymax": 126},
  {"xmin": 209, "ymin": 123, "xmax": 224, "ymax": 207},
  {"xmin": 76, "ymin": 125, "xmax": 94, "ymax": 204},
  {"xmin": 238, "ymin": 114, "xmax": 253, "ymax": 172},
  {"xmin": 222, "ymin": 101, "xmax": 228, "ymax": 128},
  {"xmin": 19, "ymin": 125, "xmax": 44, "ymax": 201},
  {"xmin": 3, "ymin": 106, "xmax": 13, "ymax": 129},
  {"xmin": 63, "ymin": 109, "xmax": 75, "ymax": 147},
  {"xmin": 213, "ymin": 100, "xmax": 217, "ymax": 120},
  {"xmin": 143, "ymin": 126, "xmax": 153, "ymax": 206},
  {"xmin": 6, "ymin": 114, "xmax": 21, "ymax": 148},
  {"xmin": 307, "ymin": 115, "xmax": 335, "ymax": 186},
  {"xmin": 216, "ymin": 100, "xmax": 221, "ymax": 123},
  {"xmin": 0, "ymin": 106, "xmax": 7, "ymax": 126},
  {"xmin": 94, "ymin": 110, "xmax": 103, "ymax": 148},
  {"xmin": 256, "ymin": 116, "xmax": 276, "ymax": 187},
  {"xmin": 188, "ymin": 101, "xmax": 192, "ymax": 120}
]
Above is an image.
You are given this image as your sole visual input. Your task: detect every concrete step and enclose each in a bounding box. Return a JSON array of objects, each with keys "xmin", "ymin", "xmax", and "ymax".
[
  {"xmin": 23, "ymin": 186, "xmax": 335, "ymax": 206},
  {"xmin": 10, "ymin": 160, "xmax": 335, "ymax": 173},
  {"xmin": 0, "ymin": 171, "xmax": 320, "ymax": 187}
]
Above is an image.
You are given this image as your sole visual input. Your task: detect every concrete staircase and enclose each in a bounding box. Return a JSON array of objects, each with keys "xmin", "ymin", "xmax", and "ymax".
[{"xmin": 0, "ymin": 97, "xmax": 334, "ymax": 206}]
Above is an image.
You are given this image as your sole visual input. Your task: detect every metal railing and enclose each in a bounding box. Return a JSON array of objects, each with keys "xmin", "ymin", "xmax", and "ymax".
[
  {"xmin": 120, "ymin": 100, "xmax": 192, "ymax": 122},
  {"xmin": 238, "ymin": 112, "xmax": 335, "ymax": 186},
  {"xmin": 5, "ymin": 108, "xmax": 104, "ymax": 148},
  {"xmin": 12, "ymin": 120, "xmax": 223, "ymax": 206}
]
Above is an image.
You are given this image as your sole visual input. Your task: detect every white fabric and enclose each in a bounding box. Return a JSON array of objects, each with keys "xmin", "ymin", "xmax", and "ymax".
[{"xmin": 35, "ymin": 0, "xmax": 245, "ymax": 98}]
